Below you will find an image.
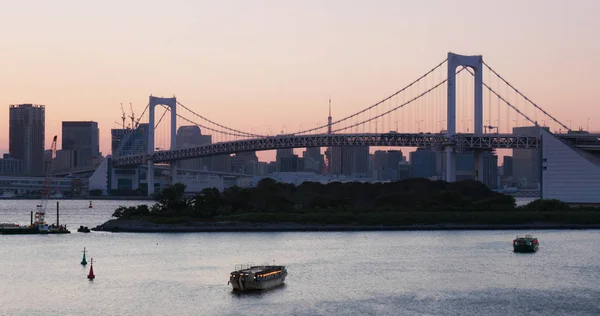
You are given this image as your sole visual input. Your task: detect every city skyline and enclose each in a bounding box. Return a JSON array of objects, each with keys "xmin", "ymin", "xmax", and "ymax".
[{"xmin": 2, "ymin": 0, "xmax": 599, "ymax": 161}]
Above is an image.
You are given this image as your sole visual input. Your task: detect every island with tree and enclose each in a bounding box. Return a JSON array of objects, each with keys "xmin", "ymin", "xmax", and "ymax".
[{"xmin": 92, "ymin": 178, "xmax": 600, "ymax": 232}]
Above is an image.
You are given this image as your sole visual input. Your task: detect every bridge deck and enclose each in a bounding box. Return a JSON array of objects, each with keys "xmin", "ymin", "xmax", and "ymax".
[{"xmin": 112, "ymin": 133, "xmax": 540, "ymax": 167}]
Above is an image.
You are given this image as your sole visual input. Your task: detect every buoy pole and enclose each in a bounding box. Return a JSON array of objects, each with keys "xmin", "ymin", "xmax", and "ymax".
[
  {"xmin": 87, "ymin": 258, "xmax": 95, "ymax": 280},
  {"xmin": 81, "ymin": 247, "xmax": 87, "ymax": 266},
  {"xmin": 56, "ymin": 201, "xmax": 60, "ymax": 227}
]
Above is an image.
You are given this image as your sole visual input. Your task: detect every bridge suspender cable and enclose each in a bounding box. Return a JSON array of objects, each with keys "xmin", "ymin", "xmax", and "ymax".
[
  {"xmin": 463, "ymin": 68, "xmax": 537, "ymax": 128},
  {"xmin": 159, "ymin": 105, "xmax": 260, "ymax": 138},
  {"xmin": 331, "ymin": 67, "xmax": 467, "ymax": 133},
  {"xmin": 296, "ymin": 58, "xmax": 449, "ymax": 135},
  {"xmin": 482, "ymin": 61, "xmax": 570, "ymax": 131},
  {"xmin": 176, "ymin": 101, "xmax": 264, "ymax": 137}
]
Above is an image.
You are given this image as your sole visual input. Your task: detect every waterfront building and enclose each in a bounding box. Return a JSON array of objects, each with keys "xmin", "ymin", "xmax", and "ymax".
[{"xmin": 0, "ymin": 154, "xmax": 24, "ymax": 175}]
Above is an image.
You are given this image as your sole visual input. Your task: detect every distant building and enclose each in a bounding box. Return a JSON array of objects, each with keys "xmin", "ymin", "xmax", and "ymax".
[
  {"xmin": 276, "ymin": 148, "xmax": 294, "ymax": 172},
  {"xmin": 231, "ymin": 152, "xmax": 258, "ymax": 174},
  {"xmin": 175, "ymin": 125, "xmax": 212, "ymax": 171},
  {"xmin": 302, "ymin": 147, "xmax": 324, "ymax": 173},
  {"xmin": 280, "ymin": 155, "xmax": 300, "ymax": 172},
  {"xmin": 397, "ymin": 161, "xmax": 410, "ymax": 180},
  {"xmin": 373, "ymin": 150, "xmax": 405, "ymax": 181},
  {"xmin": 9, "ymin": 104, "xmax": 45, "ymax": 175},
  {"xmin": 111, "ymin": 123, "xmax": 149, "ymax": 157},
  {"xmin": 54, "ymin": 149, "xmax": 77, "ymax": 171},
  {"xmin": 481, "ymin": 152, "xmax": 499, "ymax": 189},
  {"xmin": 330, "ymin": 146, "xmax": 369, "ymax": 177},
  {"xmin": 409, "ymin": 148, "xmax": 437, "ymax": 178},
  {"xmin": 62, "ymin": 121, "xmax": 100, "ymax": 168},
  {"xmin": 502, "ymin": 156, "xmax": 513, "ymax": 178},
  {"xmin": 0, "ymin": 154, "xmax": 24, "ymax": 175},
  {"xmin": 513, "ymin": 126, "xmax": 546, "ymax": 189}
]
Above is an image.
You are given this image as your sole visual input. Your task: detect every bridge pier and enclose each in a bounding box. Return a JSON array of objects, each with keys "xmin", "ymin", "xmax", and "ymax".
[
  {"xmin": 170, "ymin": 163, "xmax": 177, "ymax": 187},
  {"xmin": 445, "ymin": 147, "xmax": 456, "ymax": 182},
  {"xmin": 474, "ymin": 150, "xmax": 485, "ymax": 182},
  {"xmin": 147, "ymin": 160, "xmax": 154, "ymax": 196}
]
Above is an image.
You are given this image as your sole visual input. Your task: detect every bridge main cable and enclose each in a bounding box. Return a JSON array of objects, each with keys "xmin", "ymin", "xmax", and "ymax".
[
  {"xmin": 159, "ymin": 105, "xmax": 263, "ymax": 138},
  {"xmin": 483, "ymin": 61, "xmax": 569, "ymax": 131},
  {"xmin": 295, "ymin": 58, "xmax": 448, "ymax": 135},
  {"xmin": 331, "ymin": 66, "xmax": 465, "ymax": 133},
  {"xmin": 176, "ymin": 101, "xmax": 265, "ymax": 137}
]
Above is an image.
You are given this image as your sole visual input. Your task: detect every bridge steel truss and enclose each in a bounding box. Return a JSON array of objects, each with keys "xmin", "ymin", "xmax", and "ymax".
[{"xmin": 112, "ymin": 133, "xmax": 540, "ymax": 167}]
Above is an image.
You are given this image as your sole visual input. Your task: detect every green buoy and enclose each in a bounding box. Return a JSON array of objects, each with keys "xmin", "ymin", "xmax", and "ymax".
[{"xmin": 81, "ymin": 247, "xmax": 87, "ymax": 265}]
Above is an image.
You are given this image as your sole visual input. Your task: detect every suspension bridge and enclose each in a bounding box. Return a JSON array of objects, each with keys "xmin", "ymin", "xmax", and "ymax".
[{"xmin": 110, "ymin": 52, "xmax": 595, "ymax": 197}]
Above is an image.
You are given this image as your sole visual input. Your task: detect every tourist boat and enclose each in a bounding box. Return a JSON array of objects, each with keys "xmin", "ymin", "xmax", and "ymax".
[
  {"xmin": 228, "ymin": 264, "xmax": 287, "ymax": 291},
  {"xmin": 513, "ymin": 234, "xmax": 539, "ymax": 253}
]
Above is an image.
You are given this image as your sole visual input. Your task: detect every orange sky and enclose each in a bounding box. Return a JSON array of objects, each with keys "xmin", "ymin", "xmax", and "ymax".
[{"xmin": 1, "ymin": 0, "xmax": 599, "ymax": 162}]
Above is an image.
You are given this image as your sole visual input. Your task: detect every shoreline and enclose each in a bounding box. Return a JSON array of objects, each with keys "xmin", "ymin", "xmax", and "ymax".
[
  {"xmin": 92, "ymin": 219, "xmax": 600, "ymax": 233},
  {"xmin": 0, "ymin": 196, "xmax": 154, "ymax": 201}
]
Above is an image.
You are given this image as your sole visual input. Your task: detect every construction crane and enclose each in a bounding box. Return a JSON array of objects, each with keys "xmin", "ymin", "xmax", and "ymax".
[
  {"xmin": 129, "ymin": 103, "xmax": 135, "ymax": 130},
  {"xmin": 37, "ymin": 135, "xmax": 57, "ymax": 223},
  {"xmin": 120, "ymin": 103, "xmax": 126, "ymax": 129}
]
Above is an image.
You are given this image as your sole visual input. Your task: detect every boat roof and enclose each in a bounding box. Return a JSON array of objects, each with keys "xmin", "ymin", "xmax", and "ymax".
[
  {"xmin": 231, "ymin": 265, "xmax": 285, "ymax": 274},
  {"xmin": 515, "ymin": 234, "xmax": 537, "ymax": 239}
]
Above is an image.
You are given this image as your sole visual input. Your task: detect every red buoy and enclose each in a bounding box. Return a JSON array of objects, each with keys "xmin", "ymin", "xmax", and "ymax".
[{"xmin": 87, "ymin": 258, "xmax": 95, "ymax": 280}]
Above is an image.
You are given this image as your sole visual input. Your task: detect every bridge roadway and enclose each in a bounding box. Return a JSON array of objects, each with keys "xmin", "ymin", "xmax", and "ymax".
[
  {"xmin": 112, "ymin": 132, "xmax": 540, "ymax": 167},
  {"xmin": 554, "ymin": 133, "xmax": 600, "ymax": 151}
]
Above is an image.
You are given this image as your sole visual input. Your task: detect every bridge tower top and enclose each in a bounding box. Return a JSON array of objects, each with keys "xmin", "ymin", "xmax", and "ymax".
[
  {"xmin": 148, "ymin": 95, "xmax": 177, "ymax": 155},
  {"xmin": 447, "ymin": 52, "xmax": 483, "ymax": 137}
]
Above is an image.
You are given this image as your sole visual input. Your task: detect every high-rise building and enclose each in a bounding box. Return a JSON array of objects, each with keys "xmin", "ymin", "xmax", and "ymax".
[
  {"xmin": 9, "ymin": 104, "xmax": 45, "ymax": 175},
  {"xmin": 62, "ymin": 121, "xmax": 100, "ymax": 168}
]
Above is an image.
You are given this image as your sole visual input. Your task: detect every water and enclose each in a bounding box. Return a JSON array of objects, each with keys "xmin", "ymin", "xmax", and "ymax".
[{"xmin": 0, "ymin": 199, "xmax": 599, "ymax": 315}]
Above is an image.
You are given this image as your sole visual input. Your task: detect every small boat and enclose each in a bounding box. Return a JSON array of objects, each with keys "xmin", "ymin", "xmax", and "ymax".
[
  {"xmin": 513, "ymin": 234, "xmax": 539, "ymax": 253},
  {"xmin": 77, "ymin": 226, "xmax": 91, "ymax": 233},
  {"xmin": 228, "ymin": 264, "xmax": 287, "ymax": 291}
]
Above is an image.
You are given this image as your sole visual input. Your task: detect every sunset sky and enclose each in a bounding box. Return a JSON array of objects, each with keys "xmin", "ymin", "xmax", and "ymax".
[{"xmin": 1, "ymin": 0, "xmax": 599, "ymax": 161}]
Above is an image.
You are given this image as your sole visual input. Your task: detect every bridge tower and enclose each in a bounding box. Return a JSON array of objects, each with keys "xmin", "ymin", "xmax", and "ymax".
[
  {"xmin": 147, "ymin": 95, "xmax": 177, "ymax": 196},
  {"xmin": 446, "ymin": 52, "xmax": 484, "ymax": 182}
]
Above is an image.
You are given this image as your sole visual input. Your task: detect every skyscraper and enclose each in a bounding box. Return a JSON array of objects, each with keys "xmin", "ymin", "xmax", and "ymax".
[
  {"xmin": 62, "ymin": 121, "xmax": 100, "ymax": 168},
  {"xmin": 9, "ymin": 104, "xmax": 45, "ymax": 175}
]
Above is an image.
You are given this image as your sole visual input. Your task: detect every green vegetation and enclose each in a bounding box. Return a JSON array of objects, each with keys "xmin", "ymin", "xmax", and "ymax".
[{"xmin": 111, "ymin": 178, "xmax": 600, "ymax": 226}]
